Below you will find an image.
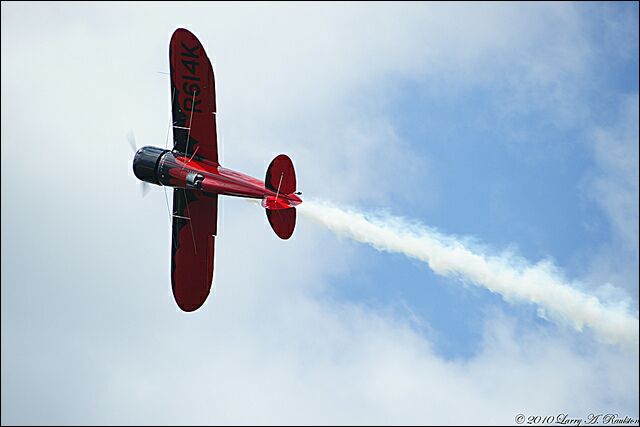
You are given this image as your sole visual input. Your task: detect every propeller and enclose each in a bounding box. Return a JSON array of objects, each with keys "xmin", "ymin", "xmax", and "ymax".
[
  {"xmin": 127, "ymin": 130, "xmax": 138, "ymax": 153},
  {"xmin": 128, "ymin": 130, "xmax": 151, "ymax": 197},
  {"xmin": 140, "ymin": 180, "xmax": 151, "ymax": 197}
]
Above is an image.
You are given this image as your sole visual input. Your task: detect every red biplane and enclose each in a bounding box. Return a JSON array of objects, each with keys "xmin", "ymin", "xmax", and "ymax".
[{"xmin": 133, "ymin": 28, "xmax": 302, "ymax": 312}]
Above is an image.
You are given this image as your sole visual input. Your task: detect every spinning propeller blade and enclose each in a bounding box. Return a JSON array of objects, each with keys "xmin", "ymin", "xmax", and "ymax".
[
  {"xmin": 141, "ymin": 182, "xmax": 151, "ymax": 197},
  {"xmin": 128, "ymin": 130, "xmax": 151, "ymax": 198},
  {"xmin": 127, "ymin": 130, "xmax": 138, "ymax": 153}
]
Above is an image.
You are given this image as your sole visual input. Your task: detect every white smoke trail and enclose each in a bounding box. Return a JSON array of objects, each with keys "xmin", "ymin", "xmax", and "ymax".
[{"xmin": 298, "ymin": 199, "xmax": 639, "ymax": 348}]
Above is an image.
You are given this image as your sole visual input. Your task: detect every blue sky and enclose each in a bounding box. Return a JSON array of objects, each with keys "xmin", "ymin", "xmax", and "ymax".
[
  {"xmin": 2, "ymin": 2, "xmax": 638, "ymax": 425},
  {"xmin": 316, "ymin": 2, "xmax": 639, "ymax": 359}
]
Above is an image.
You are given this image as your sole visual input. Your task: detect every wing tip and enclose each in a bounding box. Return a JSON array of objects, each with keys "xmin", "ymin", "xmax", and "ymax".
[{"xmin": 172, "ymin": 280, "xmax": 211, "ymax": 312}]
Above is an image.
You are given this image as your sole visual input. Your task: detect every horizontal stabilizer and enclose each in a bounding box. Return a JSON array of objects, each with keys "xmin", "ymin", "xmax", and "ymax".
[
  {"xmin": 266, "ymin": 207, "xmax": 296, "ymax": 240},
  {"xmin": 264, "ymin": 154, "xmax": 297, "ymax": 239},
  {"xmin": 265, "ymin": 154, "xmax": 296, "ymax": 194}
]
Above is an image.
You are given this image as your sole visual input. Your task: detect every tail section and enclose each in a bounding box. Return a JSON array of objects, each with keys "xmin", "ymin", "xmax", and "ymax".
[
  {"xmin": 265, "ymin": 154, "xmax": 296, "ymax": 194},
  {"xmin": 264, "ymin": 154, "xmax": 299, "ymax": 240},
  {"xmin": 266, "ymin": 208, "xmax": 296, "ymax": 240}
]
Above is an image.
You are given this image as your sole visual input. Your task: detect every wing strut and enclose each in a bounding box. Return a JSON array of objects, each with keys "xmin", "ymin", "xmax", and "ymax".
[
  {"xmin": 184, "ymin": 90, "xmax": 197, "ymax": 156},
  {"xmin": 165, "ymin": 87, "xmax": 176, "ymax": 149},
  {"xmin": 182, "ymin": 189, "xmax": 198, "ymax": 255},
  {"xmin": 186, "ymin": 146, "xmax": 200, "ymax": 165}
]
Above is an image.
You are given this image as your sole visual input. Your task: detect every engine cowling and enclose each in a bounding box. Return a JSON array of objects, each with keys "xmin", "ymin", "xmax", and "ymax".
[{"xmin": 132, "ymin": 146, "xmax": 169, "ymax": 185}]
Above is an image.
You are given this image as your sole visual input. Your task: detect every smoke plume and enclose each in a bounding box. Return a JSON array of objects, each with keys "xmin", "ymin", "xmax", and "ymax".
[{"xmin": 298, "ymin": 199, "xmax": 639, "ymax": 348}]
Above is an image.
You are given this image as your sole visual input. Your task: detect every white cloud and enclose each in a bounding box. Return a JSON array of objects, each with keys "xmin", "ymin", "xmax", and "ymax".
[
  {"xmin": 6, "ymin": 206, "xmax": 637, "ymax": 424},
  {"xmin": 590, "ymin": 95, "xmax": 639, "ymax": 253},
  {"xmin": 2, "ymin": 2, "xmax": 638, "ymax": 425},
  {"xmin": 581, "ymin": 95, "xmax": 639, "ymax": 300}
]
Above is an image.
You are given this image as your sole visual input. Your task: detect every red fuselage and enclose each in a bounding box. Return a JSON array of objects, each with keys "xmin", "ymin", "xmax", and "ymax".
[{"xmin": 137, "ymin": 148, "xmax": 302, "ymax": 210}]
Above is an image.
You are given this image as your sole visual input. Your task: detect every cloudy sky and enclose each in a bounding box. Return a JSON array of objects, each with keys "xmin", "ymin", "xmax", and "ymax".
[{"xmin": 1, "ymin": 2, "xmax": 638, "ymax": 425}]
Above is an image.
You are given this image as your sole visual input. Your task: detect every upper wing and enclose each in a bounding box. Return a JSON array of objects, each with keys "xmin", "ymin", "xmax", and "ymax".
[
  {"xmin": 169, "ymin": 28, "xmax": 218, "ymax": 164},
  {"xmin": 171, "ymin": 189, "xmax": 218, "ymax": 312}
]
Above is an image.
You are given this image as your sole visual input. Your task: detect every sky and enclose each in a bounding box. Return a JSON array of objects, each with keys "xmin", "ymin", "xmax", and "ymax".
[{"xmin": 1, "ymin": 2, "xmax": 638, "ymax": 425}]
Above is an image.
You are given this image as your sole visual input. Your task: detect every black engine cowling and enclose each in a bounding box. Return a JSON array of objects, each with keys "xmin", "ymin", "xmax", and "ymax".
[{"xmin": 132, "ymin": 146, "xmax": 169, "ymax": 185}]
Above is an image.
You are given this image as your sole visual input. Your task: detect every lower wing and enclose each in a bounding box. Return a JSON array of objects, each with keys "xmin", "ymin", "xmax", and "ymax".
[{"xmin": 171, "ymin": 188, "xmax": 218, "ymax": 312}]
